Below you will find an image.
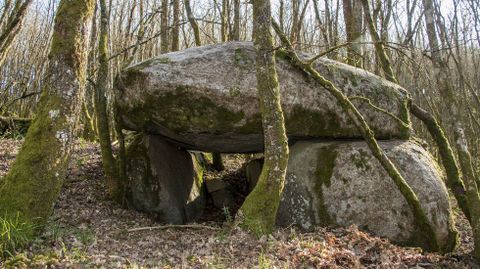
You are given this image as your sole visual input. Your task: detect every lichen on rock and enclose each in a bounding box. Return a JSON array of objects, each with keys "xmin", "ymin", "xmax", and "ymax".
[
  {"xmin": 272, "ymin": 140, "xmax": 457, "ymax": 252},
  {"xmin": 115, "ymin": 42, "xmax": 411, "ymax": 153}
]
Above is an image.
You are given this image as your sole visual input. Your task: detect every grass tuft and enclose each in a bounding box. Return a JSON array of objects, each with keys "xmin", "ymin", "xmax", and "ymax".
[{"xmin": 0, "ymin": 213, "xmax": 35, "ymax": 258}]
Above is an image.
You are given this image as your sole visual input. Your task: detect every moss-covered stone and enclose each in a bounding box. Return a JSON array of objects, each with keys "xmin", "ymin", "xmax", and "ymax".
[
  {"xmin": 234, "ymin": 48, "xmax": 254, "ymax": 69},
  {"xmin": 115, "ymin": 42, "xmax": 412, "ymax": 153},
  {"xmin": 125, "ymin": 134, "xmax": 206, "ymax": 223},
  {"xmin": 313, "ymin": 144, "xmax": 338, "ymax": 226},
  {"xmin": 285, "ymin": 105, "xmax": 353, "ymax": 137},
  {"xmin": 277, "ymin": 140, "xmax": 457, "ymax": 252},
  {"xmin": 0, "ymin": 0, "xmax": 93, "ymax": 237}
]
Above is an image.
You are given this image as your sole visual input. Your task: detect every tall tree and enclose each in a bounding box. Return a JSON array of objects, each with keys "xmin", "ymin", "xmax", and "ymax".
[
  {"xmin": 362, "ymin": 0, "xmax": 472, "ymax": 232},
  {"xmin": 422, "ymin": 0, "xmax": 480, "ymax": 259},
  {"xmin": 0, "ymin": 0, "xmax": 95, "ymax": 229},
  {"xmin": 361, "ymin": 0, "xmax": 396, "ymax": 82},
  {"xmin": 185, "ymin": 0, "xmax": 201, "ymax": 46},
  {"xmin": 342, "ymin": 0, "xmax": 363, "ymax": 66},
  {"xmin": 221, "ymin": 0, "xmax": 228, "ymax": 42},
  {"xmin": 232, "ymin": 0, "xmax": 240, "ymax": 40},
  {"xmin": 237, "ymin": 0, "xmax": 289, "ymax": 235},
  {"xmin": 0, "ymin": 0, "xmax": 33, "ymax": 67},
  {"xmin": 272, "ymin": 19, "xmax": 440, "ymax": 252},
  {"xmin": 160, "ymin": 0, "xmax": 169, "ymax": 53},
  {"xmin": 94, "ymin": 0, "xmax": 122, "ymax": 201},
  {"xmin": 171, "ymin": 0, "xmax": 180, "ymax": 51}
]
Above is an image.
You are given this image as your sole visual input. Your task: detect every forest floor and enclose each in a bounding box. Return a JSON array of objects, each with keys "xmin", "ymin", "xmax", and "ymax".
[{"xmin": 0, "ymin": 138, "xmax": 479, "ymax": 268}]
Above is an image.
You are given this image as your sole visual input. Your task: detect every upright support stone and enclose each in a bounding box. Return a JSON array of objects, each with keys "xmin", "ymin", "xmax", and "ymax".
[{"xmin": 125, "ymin": 134, "xmax": 206, "ymax": 224}]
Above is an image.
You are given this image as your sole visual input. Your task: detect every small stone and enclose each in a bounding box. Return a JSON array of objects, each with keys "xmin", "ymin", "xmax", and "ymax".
[{"xmin": 205, "ymin": 179, "xmax": 227, "ymax": 193}]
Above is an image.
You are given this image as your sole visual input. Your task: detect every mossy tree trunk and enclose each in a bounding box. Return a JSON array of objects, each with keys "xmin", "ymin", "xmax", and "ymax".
[
  {"xmin": 94, "ymin": 0, "xmax": 122, "ymax": 202},
  {"xmin": 272, "ymin": 21, "xmax": 440, "ymax": 251},
  {"xmin": 362, "ymin": 0, "xmax": 471, "ymax": 223},
  {"xmin": 0, "ymin": 0, "xmax": 95, "ymax": 229},
  {"xmin": 422, "ymin": 0, "xmax": 480, "ymax": 259},
  {"xmin": 221, "ymin": 0, "xmax": 228, "ymax": 42},
  {"xmin": 411, "ymin": 104, "xmax": 470, "ymax": 221},
  {"xmin": 455, "ymin": 128, "xmax": 480, "ymax": 259},
  {"xmin": 361, "ymin": 0, "xmax": 395, "ymax": 82},
  {"xmin": 237, "ymin": 0, "xmax": 289, "ymax": 236}
]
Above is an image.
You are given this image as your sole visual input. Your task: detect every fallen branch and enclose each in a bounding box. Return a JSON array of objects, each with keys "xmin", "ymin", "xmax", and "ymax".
[{"xmin": 126, "ymin": 224, "xmax": 221, "ymax": 233}]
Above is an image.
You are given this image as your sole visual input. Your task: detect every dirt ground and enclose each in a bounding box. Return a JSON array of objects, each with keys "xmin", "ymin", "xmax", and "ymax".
[{"xmin": 0, "ymin": 138, "xmax": 479, "ymax": 268}]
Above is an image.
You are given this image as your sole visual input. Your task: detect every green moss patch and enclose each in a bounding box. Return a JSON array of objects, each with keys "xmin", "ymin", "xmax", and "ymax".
[{"xmin": 314, "ymin": 144, "xmax": 338, "ymax": 226}]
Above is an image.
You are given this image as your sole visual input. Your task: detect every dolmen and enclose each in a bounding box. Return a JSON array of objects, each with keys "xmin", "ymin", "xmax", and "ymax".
[{"xmin": 114, "ymin": 42, "xmax": 457, "ymax": 252}]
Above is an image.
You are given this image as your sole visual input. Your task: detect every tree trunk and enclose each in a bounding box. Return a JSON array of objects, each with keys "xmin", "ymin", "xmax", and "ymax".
[
  {"xmin": 455, "ymin": 127, "xmax": 480, "ymax": 260},
  {"xmin": 361, "ymin": 0, "xmax": 397, "ymax": 84},
  {"xmin": 160, "ymin": 0, "xmax": 169, "ymax": 53},
  {"xmin": 411, "ymin": 104, "xmax": 470, "ymax": 222},
  {"xmin": 363, "ymin": 0, "xmax": 471, "ymax": 226},
  {"xmin": 171, "ymin": 0, "xmax": 180, "ymax": 51},
  {"xmin": 184, "ymin": 0, "xmax": 201, "ymax": 46},
  {"xmin": 0, "ymin": 0, "xmax": 95, "ymax": 228},
  {"xmin": 221, "ymin": 0, "xmax": 228, "ymax": 42},
  {"xmin": 422, "ymin": 0, "xmax": 480, "ymax": 259},
  {"xmin": 94, "ymin": 0, "xmax": 122, "ymax": 202},
  {"xmin": 232, "ymin": 0, "xmax": 240, "ymax": 40},
  {"xmin": 237, "ymin": 0, "xmax": 289, "ymax": 236},
  {"xmin": 290, "ymin": 0, "xmax": 299, "ymax": 46},
  {"xmin": 0, "ymin": 0, "xmax": 33, "ymax": 67},
  {"xmin": 272, "ymin": 20, "xmax": 440, "ymax": 252},
  {"xmin": 342, "ymin": 0, "xmax": 363, "ymax": 67}
]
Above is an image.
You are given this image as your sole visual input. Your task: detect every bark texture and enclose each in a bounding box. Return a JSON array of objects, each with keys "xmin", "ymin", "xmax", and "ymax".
[
  {"xmin": 361, "ymin": 0, "xmax": 396, "ymax": 82},
  {"xmin": 160, "ymin": 0, "xmax": 169, "ymax": 53},
  {"xmin": 342, "ymin": 0, "xmax": 363, "ymax": 66},
  {"xmin": 94, "ymin": 0, "xmax": 122, "ymax": 201},
  {"xmin": 0, "ymin": 0, "xmax": 33, "ymax": 66},
  {"xmin": 236, "ymin": 0, "xmax": 289, "ymax": 235},
  {"xmin": 0, "ymin": 0, "xmax": 95, "ymax": 228},
  {"xmin": 184, "ymin": 0, "xmax": 201, "ymax": 46},
  {"xmin": 171, "ymin": 0, "xmax": 180, "ymax": 51},
  {"xmin": 272, "ymin": 20, "xmax": 439, "ymax": 251}
]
